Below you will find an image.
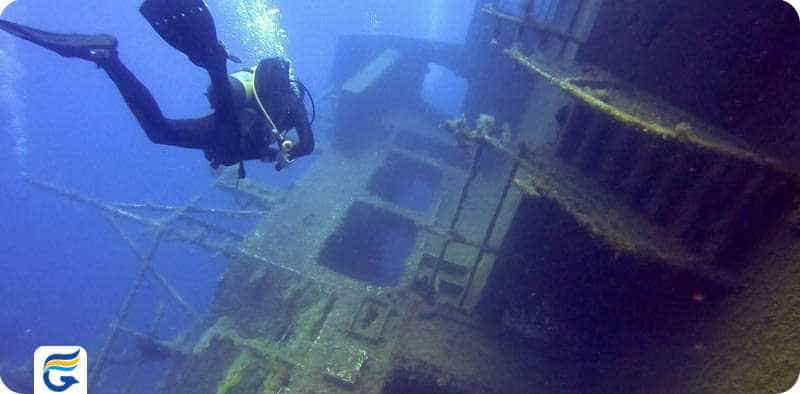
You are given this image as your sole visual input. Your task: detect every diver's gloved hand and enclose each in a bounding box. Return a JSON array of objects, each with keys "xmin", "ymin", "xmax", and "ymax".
[
  {"xmin": 274, "ymin": 139, "xmax": 295, "ymax": 171},
  {"xmin": 275, "ymin": 152, "xmax": 294, "ymax": 171},
  {"xmin": 259, "ymin": 146, "xmax": 290, "ymax": 171}
]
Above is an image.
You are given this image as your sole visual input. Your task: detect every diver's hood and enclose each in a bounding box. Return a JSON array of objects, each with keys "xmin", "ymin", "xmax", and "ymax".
[{"xmin": 254, "ymin": 57, "xmax": 292, "ymax": 96}]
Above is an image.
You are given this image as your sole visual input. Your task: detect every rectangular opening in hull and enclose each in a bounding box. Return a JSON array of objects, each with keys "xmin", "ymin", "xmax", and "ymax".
[{"xmin": 320, "ymin": 202, "xmax": 418, "ymax": 286}]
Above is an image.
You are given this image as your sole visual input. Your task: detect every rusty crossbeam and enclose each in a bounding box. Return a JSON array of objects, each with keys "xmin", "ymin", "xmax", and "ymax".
[
  {"xmin": 110, "ymin": 202, "xmax": 267, "ymax": 217},
  {"xmin": 89, "ymin": 225, "xmax": 164, "ymax": 387},
  {"xmin": 28, "ymin": 176, "xmax": 339, "ymax": 290},
  {"xmin": 504, "ymin": 47, "xmax": 797, "ymax": 180},
  {"xmin": 25, "ymin": 176, "xmax": 289, "ymax": 390},
  {"xmin": 29, "ymin": 178, "xmax": 250, "ymax": 257},
  {"xmin": 147, "ymin": 267, "xmax": 201, "ymax": 321}
]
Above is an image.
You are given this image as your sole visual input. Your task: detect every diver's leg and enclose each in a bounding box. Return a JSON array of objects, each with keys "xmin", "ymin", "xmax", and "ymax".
[
  {"xmin": 139, "ymin": 0, "xmax": 240, "ymax": 134},
  {"xmin": 0, "ymin": 19, "xmax": 219, "ymax": 149},
  {"xmin": 100, "ymin": 56, "xmax": 215, "ymax": 149}
]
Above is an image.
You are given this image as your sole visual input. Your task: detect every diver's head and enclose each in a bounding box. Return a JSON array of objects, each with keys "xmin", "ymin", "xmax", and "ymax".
[
  {"xmin": 206, "ymin": 57, "xmax": 292, "ymax": 110},
  {"xmin": 255, "ymin": 57, "xmax": 292, "ymax": 99}
]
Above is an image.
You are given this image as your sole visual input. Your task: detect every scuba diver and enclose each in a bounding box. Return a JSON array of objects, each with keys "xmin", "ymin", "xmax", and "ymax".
[{"xmin": 0, "ymin": 0, "xmax": 314, "ymax": 177}]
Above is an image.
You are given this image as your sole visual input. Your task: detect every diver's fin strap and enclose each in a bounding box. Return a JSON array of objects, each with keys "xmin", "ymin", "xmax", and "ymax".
[
  {"xmin": 220, "ymin": 41, "xmax": 242, "ymax": 63},
  {"xmin": 139, "ymin": 0, "xmax": 226, "ymax": 68}
]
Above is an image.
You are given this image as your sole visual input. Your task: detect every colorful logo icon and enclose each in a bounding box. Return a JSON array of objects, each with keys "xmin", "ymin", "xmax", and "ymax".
[
  {"xmin": 34, "ymin": 347, "xmax": 87, "ymax": 394},
  {"xmin": 0, "ymin": 376, "xmax": 22, "ymax": 394}
]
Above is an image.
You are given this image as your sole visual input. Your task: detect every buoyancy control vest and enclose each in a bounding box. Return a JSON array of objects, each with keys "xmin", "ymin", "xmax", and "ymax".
[{"xmin": 206, "ymin": 60, "xmax": 313, "ymax": 175}]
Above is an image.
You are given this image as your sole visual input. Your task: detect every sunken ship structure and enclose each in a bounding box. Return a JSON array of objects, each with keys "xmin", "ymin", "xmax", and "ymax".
[{"xmin": 52, "ymin": 1, "xmax": 799, "ymax": 393}]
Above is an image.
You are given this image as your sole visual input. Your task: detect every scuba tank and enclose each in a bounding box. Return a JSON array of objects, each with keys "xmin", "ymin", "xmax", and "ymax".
[{"xmin": 207, "ymin": 58, "xmax": 316, "ymax": 173}]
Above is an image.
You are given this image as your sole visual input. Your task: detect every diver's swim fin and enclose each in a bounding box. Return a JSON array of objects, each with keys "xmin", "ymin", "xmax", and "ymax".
[
  {"xmin": 0, "ymin": 19, "xmax": 117, "ymax": 62},
  {"xmin": 139, "ymin": 0, "xmax": 227, "ymax": 69}
]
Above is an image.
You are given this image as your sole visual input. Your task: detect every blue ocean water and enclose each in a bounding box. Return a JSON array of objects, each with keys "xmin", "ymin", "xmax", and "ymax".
[{"xmin": 0, "ymin": 0, "xmax": 475, "ymax": 385}]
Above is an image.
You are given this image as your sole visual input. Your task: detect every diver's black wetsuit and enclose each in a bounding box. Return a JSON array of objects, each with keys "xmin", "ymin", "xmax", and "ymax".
[
  {"xmin": 100, "ymin": 55, "xmax": 314, "ymax": 168},
  {"xmin": 0, "ymin": 13, "xmax": 313, "ymax": 171}
]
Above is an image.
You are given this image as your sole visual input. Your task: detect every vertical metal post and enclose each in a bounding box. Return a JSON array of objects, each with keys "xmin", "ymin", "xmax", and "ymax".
[
  {"xmin": 562, "ymin": 0, "xmax": 604, "ymax": 62},
  {"xmin": 558, "ymin": 0, "xmax": 584, "ymax": 59},
  {"xmin": 515, "ymin": 0, "xmax": 535, "ymax": 42}
]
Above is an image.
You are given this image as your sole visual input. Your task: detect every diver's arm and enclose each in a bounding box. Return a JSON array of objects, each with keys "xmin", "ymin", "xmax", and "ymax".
[
  {"xmin": 288, "ymin": 100, "xmax": 314, "ymax": 160},
  {"xmin": 102, "ymin": 56, "xmax": 217, "ymax": 149}
]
